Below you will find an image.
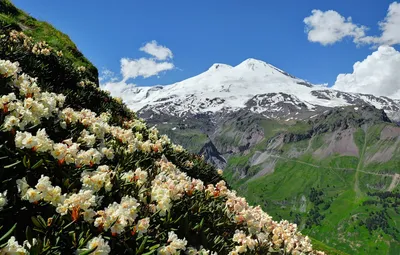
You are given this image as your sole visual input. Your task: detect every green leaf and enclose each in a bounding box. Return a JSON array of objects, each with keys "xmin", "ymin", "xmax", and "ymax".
[
  {"xmin": 0, "ymin": 223, "xmax": 17, "ymax": 243},
  {"xmin": 141, "ymin": 250, "xmax": 157, "ymax": 255},
  {"xmin": 78, "ymin": 246, "xmax": 97, "ymax": 255},
  {"xmin": 136, "ymin": 236, "xmax": 148, "ymax": 254},
  {"xmin": 77, "ymin": 230, "xmax": 92, "ymax": 249},
  {"xmin": 31, "ymin": 159, "xmax": 43, "ymax": 169},
  {"xmin": 62, "ymin": 220, "xmax": 75, "ymax": 230},
  {"xmin": 31, "ymin": 216, "xmax": 46, "ymax": 230},
  {"xmin": 148, "ymin": 244, "xmax": 160, "ymax": 250},
  {"xmin": 26, "ymin": 226, "xmax": 33, "ymax": 244},
  {"xmin": 4, "ymin": 160, "xmax": 21, "ymax": 169},
  {"xmin": 23, "ymin": 155, "xmax": 30, "ymax": 168},
  {"xmin": 37, "ymin": 216, "xmax": 47, "ymax": 228},
  {"xmin": 31, "ymin": 217, "xmax": 42, "ymax": 229}
]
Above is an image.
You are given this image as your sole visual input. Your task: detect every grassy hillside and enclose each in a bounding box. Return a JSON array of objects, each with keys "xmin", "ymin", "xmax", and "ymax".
[
  {"xmin": 148, "ymin": 106, "xmax": 400, "ymax": 254},
  {"xmin": 0, "ymin": 0, "xmax": 99, "ymax": 84},
  {"xmin": 221, "ymin": 113, "xmax": 400, "ymax": 255}
]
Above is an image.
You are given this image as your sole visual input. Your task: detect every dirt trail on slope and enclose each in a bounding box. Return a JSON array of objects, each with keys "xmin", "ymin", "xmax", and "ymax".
[
  {"xmin": 261, "ymin": 154, "xmax": 395, "ymax": 176},
  {"xmin": 354, "ymin": 128, "xmax": 367, "ymax": 198},
  {"xmin": 388, "ymin": 174, "xmax": 400, "ymax": 192},
  {"xmin": 250, "ymin": 153, "xmax": 397, "ymax": 184}
]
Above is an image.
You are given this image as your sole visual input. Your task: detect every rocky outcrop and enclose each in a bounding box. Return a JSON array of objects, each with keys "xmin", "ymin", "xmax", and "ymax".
[{"xmin": 199, "ymin": 140, "xmax": 227, "ymax": 169}]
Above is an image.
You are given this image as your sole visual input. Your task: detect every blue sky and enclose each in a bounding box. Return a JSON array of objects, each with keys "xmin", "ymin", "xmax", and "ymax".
[{"xmin": 12, "ymin": 0, "xmax": 400, "ymax": 90}]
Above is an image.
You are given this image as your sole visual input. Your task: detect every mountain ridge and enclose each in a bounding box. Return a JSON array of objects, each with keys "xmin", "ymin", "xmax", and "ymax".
[
  {"xmin": 133, "ymin": 60, "xmax": 400, "ymax": 254},
  {"xmin": 119, "ymin": 58, "xmax": 400, "ymax": 122}
]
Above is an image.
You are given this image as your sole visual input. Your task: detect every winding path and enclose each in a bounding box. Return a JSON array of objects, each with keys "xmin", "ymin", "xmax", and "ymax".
[{"xmin": 259, "ymin": 153, "xmax": 399, "ymax": 192}]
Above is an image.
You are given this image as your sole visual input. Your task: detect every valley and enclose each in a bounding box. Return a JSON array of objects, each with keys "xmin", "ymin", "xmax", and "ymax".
[{"xmin": 129, "ymin": 61, "xmax": 400, "ymax": 254}]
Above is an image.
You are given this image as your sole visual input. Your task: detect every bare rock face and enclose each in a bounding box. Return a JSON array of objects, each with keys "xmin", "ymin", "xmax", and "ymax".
[{"xmin": 199, "ymin": 140, "xmax": 227, "ymax": 169}]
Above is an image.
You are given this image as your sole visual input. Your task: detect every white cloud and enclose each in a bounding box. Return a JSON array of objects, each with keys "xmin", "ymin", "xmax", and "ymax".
[
  {"xmin": 304, "ymin": 2, "xmax": 400, "ymax": 47},
  {"xmin": 121, "ymin": 57, "xmax": 174, "ymax": 81},
  {"xmin": 140, "ymin": 40, "xmax": 173, "ymax": 60},
  {"xmin": 332, "ymin": 46, "xmax": 400, "ymax": 98},
  {"xmin": 378, "ymin": 2, "xmax": 400, "ymax": 45},
  {"xmin": 100, "ymin": 40, "xmax": 175, "ymax": 99},
  {"xmin": 100, "ymin": 79, "xmax": 139, "ymax": 106},
  {"xmin": 304, "ymin": 10, "xmax": 367, "ymax": 45},
  {"xmin": 99, "ymin": 68, "xmax": 116, "ymax": 82}
]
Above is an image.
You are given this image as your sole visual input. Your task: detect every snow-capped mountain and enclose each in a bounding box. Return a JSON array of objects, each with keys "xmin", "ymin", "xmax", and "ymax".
[{"xmin": 122, "ymin": 58, "xmax": 400, "ymax": 121}]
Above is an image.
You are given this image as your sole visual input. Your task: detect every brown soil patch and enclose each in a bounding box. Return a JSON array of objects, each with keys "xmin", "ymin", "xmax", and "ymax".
[
  {"xmin": 313, "ymin": 128, "xmax": 359, "ymax": 158},
  {"xmin": 380, "ymin": 125, "xmax": 400, "ymax": 140}
]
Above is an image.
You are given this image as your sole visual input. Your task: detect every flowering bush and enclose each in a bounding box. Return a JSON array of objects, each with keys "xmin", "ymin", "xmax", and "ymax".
[{"xmin": 0, "ymin": 29, "xmax": 325, "ymax": 254}]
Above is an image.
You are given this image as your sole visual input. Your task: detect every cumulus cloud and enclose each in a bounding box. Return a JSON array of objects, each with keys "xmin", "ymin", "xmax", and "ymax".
[
  {"xmin": 304, "ymin": 2, "xmax": 400, "ymax": 47},
  {"xmin": 99, "ymin": 68, "xmax": 117, "ymax": 82},
  {"xmin": 303, "ymin": 10, "xmax": 367, "ymax": 45},
  {"xmin": 101, "ymin": 80, "xmax": 136, "ymax": 99},
  {"xmin": 140, "ymin": 40, "xmax": 173, "ymax": 60},
  {"xmin": 100, "ymin": 40, "xmax": 174, "ymax": 99},
  {"xmin": 121, "ymin": 57, "xmax": 174, "ymax": 81},
  {"xmin": 332, "ymin": 46, "xmax": 400, "ymax": 98},
  {"xmin": 378, "ymin": 2, "xmax": 400, "ymax": 45}
]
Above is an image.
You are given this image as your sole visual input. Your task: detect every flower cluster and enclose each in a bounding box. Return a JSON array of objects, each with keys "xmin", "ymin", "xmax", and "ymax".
[
  {"xmin": 18, "ymin": 175, "xmax": 62, "ymax": 205},
  {"xmin": 151, "ymin": 160, "xmax": 204, "ymax": 216},
  {"xmin": 94, "ymin": 196, "xmax": 140, "ymax": 235},
  {"xmin": 121, "ymin": 168, "xmax": 148, "ymax": 186},
  {"xmin": 0, "ymin": 190, "xmax": 7, "ymax": 211},
  {"xmin": 0, "ymin": 66, "xmax": 65, "ymax": 131},
  {"xmin": 0, "ymin": 59, "xmax": 19, "ymax": 78},
  {"xmin": 77, "ymin": 66, "xmax": 86, "ymax": 72},
  {"xmin": 78, "ymin": 236, "xmax": 111, "ymax": 255},
  {"xmin": 77, "ymin": 79, "xmax": 97, "ymax": 88},
  {"xmin": 8, "ymin": 30, "xmax": 32, "ymax": 50},
  {"xmin": 135, "ymin": 217, "xmax": 150, "ymax": 236},
  {"xmin": 158, "ymin": 231, "xmax": 188, "ymax": 255},
  {"xmin": 55, "ymin": 189, "xmax": 97, "ymax": 222},
  {"xmin": 15, "ymin": 129, "xmax": 53, "ymax": 152},
  {"xmin": 0, "ymin": 236, "xmax": 28, "ymax": 254},
  {"xmin": 32, "ymin": 41, "xmax": 51, "ymax": 56},
  {"xmin": 187, "ymin": 247, "xmax": 217, "ymax": 255},
  {"xmin": 8, "ymin": 30, "xmax": 58, "ymax": 57},
  {"xmin": 81, "ymin": 165, "xmax": 114, "ymax": 192}
]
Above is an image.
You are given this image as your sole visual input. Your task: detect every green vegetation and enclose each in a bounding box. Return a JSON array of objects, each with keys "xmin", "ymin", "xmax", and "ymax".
[
  {"xmin": 219, "ymin": 115, "xmax": 400, "ymax": 254},
  {"xmin": 155, "ymin": 124, "xmax": 209, "ymax": 153},
  {"xmin": 0, "ymin": 0, "xmax": 98, "ymax": 83}
]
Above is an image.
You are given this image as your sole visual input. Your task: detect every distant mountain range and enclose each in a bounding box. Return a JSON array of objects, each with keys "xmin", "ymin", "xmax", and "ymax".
[
  {"xmin": 124, "ymin": 59, "xmax": 400, "ymax": 255},
  {"xmin": 123, "ymin": 58, "xmax": 400, "ymax": 122}
]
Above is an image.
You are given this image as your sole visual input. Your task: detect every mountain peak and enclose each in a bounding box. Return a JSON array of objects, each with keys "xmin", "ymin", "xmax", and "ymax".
[
  {"xmin": 208, "ymin": 63, "xmax": 233, "ymax": 71},
  {"xmin": 235, "ymin": 58, "xmax": 270, "ymax": 70}
]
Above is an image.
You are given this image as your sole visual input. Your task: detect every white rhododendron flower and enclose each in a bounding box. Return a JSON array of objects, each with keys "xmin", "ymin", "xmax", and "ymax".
[
  {"xmin": 78, "ymin": 236, "xmax": 110, "ymax": 255},
  {"xmin": 121, "ymin": 168, "xmax": 147, "ymax": 186},
  {"xmin": 0, "ymin": 191, "xmax": 8, "ymax": 211},
  {"xmin": 94, "ymin": 196, "xmax": 140, "ymax": 234},
  {"xmin": 100, "ymin": 147, "xmax": 114, "ymax": 160},
  {"xmin": 0, "ymin": 236, "xmax": 28, "ymax": 254},
  {"xmin": 136, "ymin": 217, "xmax": 150, "ymax": 236},
  {"xmin": 79, "ymin": 129, "xmax": 97, "ymax": 147},
  {"xmin": 187, "ymin": 246, "xmax": 217, "ymax": 255},
  {"xmin": 0, "ymin": 59, "xmax": 19, "ymax": 77},
  {"xmin": 16, "ymin": 177, "xmax": 29, "ymax": 197},
  {"xmin": 158, "ymin": 231, "xmax": 188, "ymax": 255},
  {"xmin": 81, "ymin": 165, "xmax": 114, "ymax": 192},
  {"xmin": 56, "ymin": 189, "xmax": 96, "ymax": 216}
]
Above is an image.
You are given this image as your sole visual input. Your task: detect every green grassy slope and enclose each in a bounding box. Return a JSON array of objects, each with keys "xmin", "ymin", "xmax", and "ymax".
[
  {"xmin": 0, "ymin": 0, "xmax": 99, "ymax": 84},
  {"xmin": 222, "ymin": 117, "xmax": 400, "ymax": 255}
]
